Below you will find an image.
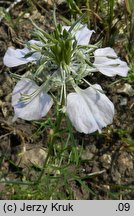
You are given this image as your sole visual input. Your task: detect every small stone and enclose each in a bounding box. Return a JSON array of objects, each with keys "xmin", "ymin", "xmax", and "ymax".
[
  {"xmin": 117, "ymin": 83, "xmax": 134, "ymax": 96},
  {"xmin": 81, "ymin": 149, "xmax": 94, "ymax": 160},
  {"xmin": 112, "ymin": 169, "xmax": 121, "ymax": 183},
  {"xmin": 101, "ymin": 154, "xmax": 111, "ymax": 164},
  {"xmin": 100, "ymin": 154, "xmax": 112, "ymax": 169},
  {"xmin": 5, "ymin": 94, "xmax": 11, "ymax": 102},
  {"xmin": 89, "ymin": 145, "xmax": 98, "ymax": 154},
  {"xmin": 24, "ymin": 13, "xmax": 30, "ymax": 19},
  {"xmin": 102, "ymin": 184, "xmax": 110, "ymax": 190},
  {"xmin": 14, "ymin": 147, "xmax": 47, "ymax": 169},
  {"xmin": 120, "ymin": 97, "xmax": 128, "ymax": 106},
  {"xmin": 118, "ymin": 153, "xmax": 133, "ymax": 174}
]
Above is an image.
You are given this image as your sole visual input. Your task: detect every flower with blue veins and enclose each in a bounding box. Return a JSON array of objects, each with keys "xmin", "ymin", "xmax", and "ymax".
[
  {"xmin": 3, "ymin": 40, "xmax": 42, "ymax": 67},
  {"xmin": 3, "ymin": 21, "xmax": 129, "ymax": 134}
]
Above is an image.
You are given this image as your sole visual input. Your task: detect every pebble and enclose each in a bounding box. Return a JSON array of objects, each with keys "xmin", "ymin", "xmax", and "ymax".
[
  {"xmin": 117, "ymin": 83, "xmax": 134, "ymax": 96},
  {"xmin": 81, "ymin": 150, "xmax": 94, "ymax": 160},
  {"xmin": 120, "ymin": 97, "xmax": 128, "ymax": 106}
]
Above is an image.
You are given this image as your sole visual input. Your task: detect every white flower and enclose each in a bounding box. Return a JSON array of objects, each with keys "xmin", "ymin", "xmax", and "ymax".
[
  {"xmin": 66, "ymin": 84, "xmax": 114, "ymax": 134},
  {"xmin": 93, "ymin": 47, "xmax": 129, "ymax": 77},
  {"xmin": 3, "ymin": 40, "xmax": 42, "ymax": 67},
  {"xmin": 3, "ymin": 23, "xmax": 129, "ymax": 134},
  {"xmin": 12, "ymin": 78, "xmax": 53, "ymax": 120},
  {"xmin": 63, "ymin": 24, "xmax": 94, "ymax": 45},
  {"xmin": 12, "ymin": 78, "xmax": 114, "ymax": 134}
]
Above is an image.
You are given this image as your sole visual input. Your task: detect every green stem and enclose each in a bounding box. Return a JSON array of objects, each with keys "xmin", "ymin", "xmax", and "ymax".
[
  {"xmin": 34, "ymin": 147, "xmax": 51, "ymax": 185},
  {"xmin": 35, "ymin": 109, "xmax": 63, "ymax": 185}
]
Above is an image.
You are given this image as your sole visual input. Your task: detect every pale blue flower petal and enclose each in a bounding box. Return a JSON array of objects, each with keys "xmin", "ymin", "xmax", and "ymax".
[
  {"xmin": 12, "ymin": 78, "xmax": 53, "ymax": 120},
  {"xmin": 67, "ymin": 93, "xmax": 99, "ymax": 134},
  {"xmin": 3, "ymin": 40, "xmax": 41, "ymax": 67},
  {"xmin": 63, "ymin": 24, "xmax": 94, "ymax": 45},
  {"xmin": 93, "ymin": 47, "xmax": 129, "ymax": 77},
  {"xmin": 80, "ymin": 84, "xmax": 114, "ymax": 128},
  {"xmin": 75, "ymin": 26, "xmax": 94, "ymax": 45},
  {"xmin": 28, "ymin": 39, "xmax": 43, "ymax": 46},
  {"xmin": 67, "ymin": 84, "xmax": 114, "ymax": 134}
]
